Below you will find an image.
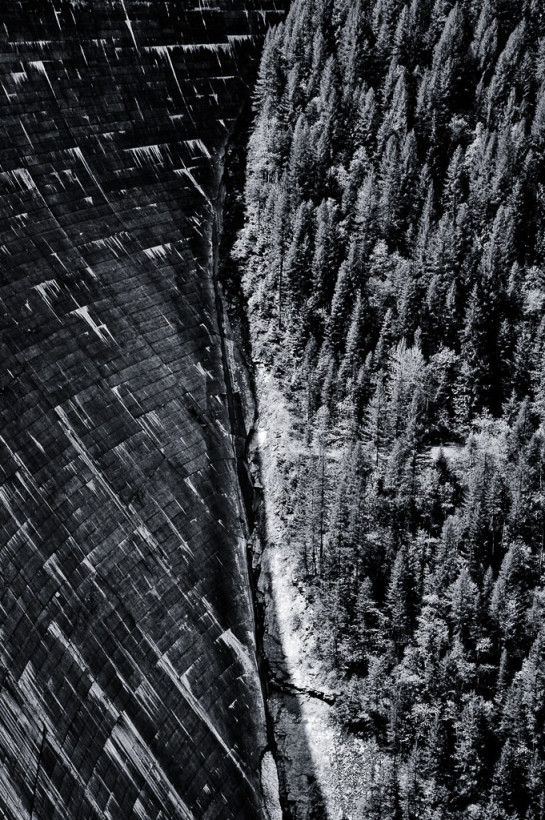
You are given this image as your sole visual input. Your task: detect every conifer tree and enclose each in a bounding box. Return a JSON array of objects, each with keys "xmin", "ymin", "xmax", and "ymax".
[{"xmin": 234, "ymin": 0, "xmax": 545, "ymax": 809}]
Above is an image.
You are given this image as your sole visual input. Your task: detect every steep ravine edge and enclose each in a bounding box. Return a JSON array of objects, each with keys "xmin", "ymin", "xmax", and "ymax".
[
  {"xmin": 246, "ymin": 365, "xmax": 371, "ymax": 819},
  {"xmin": 215, "ymin": 104, "xmax": 336, "ymax": 816},
  {"xmin": 211, "ymin": 161, "xmax": 286, "ymax": 820},
  {"xmin": 216, "ymin": 175, "xmax": 348, "ymax": 818}
]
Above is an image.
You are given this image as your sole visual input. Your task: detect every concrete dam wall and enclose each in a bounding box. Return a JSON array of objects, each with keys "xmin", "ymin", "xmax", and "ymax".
[{"xmin": 0, "ymin": 2, "xmax": 284, "ymax": 818}]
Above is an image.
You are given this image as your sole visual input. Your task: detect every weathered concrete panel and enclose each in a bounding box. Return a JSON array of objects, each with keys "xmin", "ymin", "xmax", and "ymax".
[{"xmin": 0, "ymin": 2, "xmax": 284, "ymax": 817}]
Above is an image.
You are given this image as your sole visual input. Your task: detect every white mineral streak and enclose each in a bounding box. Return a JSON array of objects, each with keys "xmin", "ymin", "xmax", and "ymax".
[
  {"xmin": 156, "ymin": 652, "xmax": 254, "ymax": 789},
  {"xmin": 176, "ymin": 167, "xmax": 211, "ymax": 207},
  {"xmin": 19, "ymin": 118, "xmax": 33, "ymax": 145},
  {"xmin": 219, "ymin": 628, "xmax": 255, "ymax": 677},
  {"xmin": 0, "ymin": 485, "xmax": 25, "ymax": 528},
  {"xmin": 17, "ymin": 40, "xmax": 51, "ymax": 48},
  {"xmin": 2, "ymin": 82, "xmax": 15, "ymax": 101},
  {"xmin": 55, "ymin": 405, "xmax": 138, "ymax": 523},
  {"xmin": 135, "ymin": 523, "xmax": 161, "ymax": 553},
  {"xmin": 33, "ymin": 279, "xmax": 61, "ymax": 310},
  {"xmin": 84, "ymin": 233, "xmax": 128, "ymax": 257},
  {"xmin": 69, "ymin": 147, "xmax": 108, "ymax": 200},
  {"xmin": 11, "ymin": 72, "xmax": 28, "ymax": 86},
  {"xmin": 176, "ymin": 42, "xmax": 233, "ymax": 55},
  {"xmin": 152, "ymin": 496, "xmax": 192, "ymax": 555},
  {"xmin": 184, "ymin": 138, "xmax": 212, "ymax": 159},
  {"xmin": 143, "ymin": 242, "xmax": 172, "ymax": 260},
  {"xmin": 165, "ymin": 48, "xmax": 184, "ymax": 97},
  {"xmin": 131, "ymin": 798, "xmax": 147, "ymax": 819},
  {"xmin": 127, "ymin": 144, "xmax": 164, "ymax": 166},
  {"xmin": 14, "ymin": 662, "xmax": 109, "ymax": 816},
  {"xmin": 227, "ymin": 34, "xmax": 256, "ymax": 42},
  {"xmin": 43, "ymin": 554, "xmax": 68, "ymax": 583},
  {"xmin": 29, "ymin": 434, "xmax": 45, "ymax": 453},
  {"xmin": 134, "ymin": 678, "xmax": 161, "ymax": 713},
  {"xmin": 215, "ymin": 419, "xmax": 230, "ymax": 437},
  {"xmin": 119, "ymin": 0, "xmax": 139, "ymax": 52},
  {"xmin": 105, "ymin": 717, "xmax": 196, "ymax": 820},
  {"xmin": 50, "ymin": 251, "xmax": 70, "ymax": 274},
  {"xmin": 111, "ymin": 387, "xmax": 165, "ymax": 450},
  {"xmin": 57, "ymin": 397, "xmax": 193, "ymax": 565},
  {"xmin": 48, "ymin": 622, "xmax": 89, "ymax": 672},
  {"xmin": 194, "ymin": 361, "xmax": 213, "ymax": 378},
  {"xmin": 29, "ymin": 61, "xmax": 56, "ymax": 97},
  {"xmin": 184, "ymin": 476, "xmax": 199, "ymax": 496},
  {"xmin": 13, "ymin": 168, "xmax": 36, "ymax": 191},
  {"xmin": 72, "ymin": 305, "xmax": 115, "ymax": 343}
]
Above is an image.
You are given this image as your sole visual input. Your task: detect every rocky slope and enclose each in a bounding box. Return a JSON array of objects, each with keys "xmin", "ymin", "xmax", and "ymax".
[{"xmin": 247, "ymin": 367, "xmax": 368, "ymax": 819}]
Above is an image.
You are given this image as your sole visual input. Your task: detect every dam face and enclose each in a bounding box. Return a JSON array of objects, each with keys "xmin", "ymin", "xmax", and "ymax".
[{"xmin": 0, "ymin": 2, "xmax": 283, "ymax": 818}]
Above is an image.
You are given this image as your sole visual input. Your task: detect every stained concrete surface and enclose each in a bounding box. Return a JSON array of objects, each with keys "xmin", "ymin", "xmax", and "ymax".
[{"xmin": 0, "ymin": 2, "xmax": 284, "ymax": 818}]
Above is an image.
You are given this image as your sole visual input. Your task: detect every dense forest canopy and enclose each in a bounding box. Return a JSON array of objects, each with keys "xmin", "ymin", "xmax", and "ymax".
[{"xmin": 235, "ymin": 0, "xmax": 545, "ymax": 816}]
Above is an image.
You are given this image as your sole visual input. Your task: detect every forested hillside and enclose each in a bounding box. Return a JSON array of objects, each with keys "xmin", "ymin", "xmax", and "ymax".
[{"xmin": 235, "ymin": 0, "xmax": 545, "ymax": 815}]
